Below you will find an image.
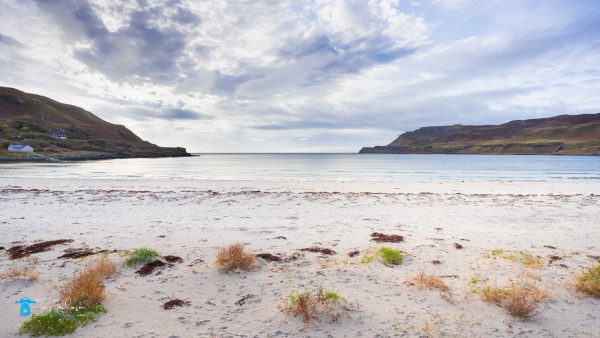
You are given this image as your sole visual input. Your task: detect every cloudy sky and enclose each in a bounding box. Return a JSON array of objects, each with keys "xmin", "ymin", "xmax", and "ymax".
[{"xmin": 1, "ymin": 0, "xmax": 599, "ymax": 152}]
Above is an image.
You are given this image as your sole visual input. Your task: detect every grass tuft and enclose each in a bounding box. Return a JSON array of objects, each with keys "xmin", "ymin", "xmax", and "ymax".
[
  {"xmin": 487, "ymin": 249, "xmax": 543, "ymax": 268},
  {"xmin": 408, "ymin": 272, "xmax": 452, "ymax": 302},
  {"xmin": 362, "ymin": 247, "xmax": 404, "ymax": 266},
  {"xmin": 20, "ymin": 259, "xmax": 115, "ymax": 336},
  {"xmin": 479, "ymin": 280, "xmax": 548, "ymax": 319},
  {"xmin": 215, "ymin": 243, "xmax": 256, "ymax": 272},
  {"xmin": 283, "ymin": 289, "xmax": 355, "ymax": 324},
  {"xmin": 124, "ymin": 248, "xmax": 160, "ymax": 267},
  {"xmin": 0, "ymin": 267, "xmax": 39, "ymax": 282},
  {"xmin": 19, "ymin": 304, "xmax": 106, "ymax": 337},
  {"xmin": 574, "ymin": 263, "xmax": 600, "ymax": 298},
  {"xmin": 59, "ymin": 258, "xmax": 118, "ymax": 308}
]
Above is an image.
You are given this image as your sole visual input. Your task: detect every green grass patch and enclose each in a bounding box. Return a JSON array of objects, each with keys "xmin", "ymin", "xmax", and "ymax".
[
  {"xmin": 360, "ymin": 253, "xmax": 375, "ymax": 264},
  {"xmin": 319, "ymin": 290, "xmax": 341, "ymax": 302},
  {"xmin": 289, "ymin": 290, "xmax": 341, "ymax": 305},
  {"xmin": 575, "ymin": 263, "xmax": 600, "ymax": 297},
  {"xmin": 124, "ymin": 248, "xmax": 160, "ymax": 267},
  {"xmin": 378, "ymin": 247, "xmax": 403, "ymax": 265},
  {"xmin": 486, "ymin": 249, "xmax": 542, "ymax": 268},
  {"xmin": 19, "ymin": 305, "xmax": 106, "ymax": 337},
  {"xmin": 288, "ymin": 291, "xmax": 310, "ymax": 305},
  {"xmin": 361, "ymin": 247, "xmax": 404, "ymax": 266}
]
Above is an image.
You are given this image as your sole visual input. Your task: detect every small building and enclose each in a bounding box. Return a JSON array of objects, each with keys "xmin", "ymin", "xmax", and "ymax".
[
  {"xmin": 7, "ymin": 144, "xmax": 34, "ymax": 153},
  {"xmin": 49, "ymin": 130, "xmax": 68, "ymax": 140}
]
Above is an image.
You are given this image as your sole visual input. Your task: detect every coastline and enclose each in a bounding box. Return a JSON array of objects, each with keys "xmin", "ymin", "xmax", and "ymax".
[
  {"xmin": 358, "ymin": 146, "xmax": 600, "ymax": 155},
  {"xmin": 0, "ymin": 151, "xmax": 192, "ymax": 162}
]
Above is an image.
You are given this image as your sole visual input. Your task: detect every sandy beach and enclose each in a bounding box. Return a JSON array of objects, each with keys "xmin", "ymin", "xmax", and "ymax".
[{"xmin": 1, "ymin": 178, "xmax": 599, "ymax": 337}]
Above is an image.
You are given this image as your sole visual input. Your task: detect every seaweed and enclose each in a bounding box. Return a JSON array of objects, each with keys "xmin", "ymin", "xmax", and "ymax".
[
  {"xmin": 58, "ymin": 248, "xmax": 107, "ymax": 259},
  {"xmin": 162, "ymin": 299, "xmax": 191, "ymax": 310},
  {"xmin": 256, "ymin": 253, "xmax": 282, "ymax": 262},
  {"xmin": 347, "ymin": 250, "xmax": 360, "ymax": 257},
  {"xmin": 8, "ymin": 239, "xmax": 73, "ymax": 259},
  {"xmin": 300, "ymin": 247, "xmax": 336, "ymax": 255},
  {"xmin": 135, "ymin": 259, "xmax": 167, "ymax": 276},
  {"xmin": 370, "ymin": 232, "xmax": 404, "ymax": 243},
  {"xmin": 162, "ymin": 255, "xmax": 183, "ymax": 264}
]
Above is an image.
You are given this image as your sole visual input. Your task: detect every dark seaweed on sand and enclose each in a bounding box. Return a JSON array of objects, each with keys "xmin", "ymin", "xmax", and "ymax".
[
  {"xmin": 58, "ymin": 248, "xmax": 107, "ymax": 259},
  {"xmin": 136, "ymin": 259, "xmax": 167, "ymax": 276},
  {"xmin": 163, "ymin": 255, "xmax": 183, "ymax": 263},
  {"xmin": 370, "ymin": 232, "xmax": 404, "ymax": 243},
  {"xmin": 300, "ymin": 247, "xmax": 336, "ymax": 255},
  {"xmin": 163, "ymin": 299, "xmax": 191, "ymax": 310},
  {"xmin": 7, "ymin": 239, "xmax": 73, "ymax": 259},
  {"xmin": 256, "ymin": 253, "xmax": 282, "ymax": 262}
]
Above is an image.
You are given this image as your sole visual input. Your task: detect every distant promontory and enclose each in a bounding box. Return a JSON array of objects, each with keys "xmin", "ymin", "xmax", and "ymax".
[
  {"xmin": 0, "ymin": 86, "xmax": 190, "ymax": 161},
  {"xmin": 359, "ymin": 113, "xmax": 600, "ymax": 155}
]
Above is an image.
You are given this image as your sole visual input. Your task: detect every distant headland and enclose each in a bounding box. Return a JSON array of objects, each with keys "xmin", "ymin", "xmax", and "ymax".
[
  {"xmin": 359, "ymin": 113, "xmax": 600, "ymax": 155},
  {"xmin": 0, "ymin": 86, "xmax": 190, "ymax": 161}
]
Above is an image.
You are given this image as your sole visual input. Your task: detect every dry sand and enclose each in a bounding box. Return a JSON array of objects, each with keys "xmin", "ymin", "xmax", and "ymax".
[{"xmin": 1, "ymin": 178, "xmax": 599, "ymax": 337}]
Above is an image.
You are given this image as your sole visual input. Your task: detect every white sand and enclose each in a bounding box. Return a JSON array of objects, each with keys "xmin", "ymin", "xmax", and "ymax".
[{"xmin": 1, "ymin": 178, "xmax": 599, "ymax": 337}]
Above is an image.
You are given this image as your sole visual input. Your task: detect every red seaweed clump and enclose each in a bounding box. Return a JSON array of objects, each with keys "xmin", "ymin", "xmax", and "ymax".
[
  {"xmin": 163, "ymin": 299, "xmax": 191, "ymax": 310},
  {"xmin": 163, "ymin": 255, "xmax": 183, "ymax": 264},
  {"xmin": 136, "ymin": 259, "xmax": 167, "ymax": 276},
  {"xmin": 256, "ymin": 253, "xmax": 282, "ymax": 262},
  {"xmin": 300, "ymin": 247, "xmax": 336, "ymax": 255},
  {"xmin": 370, "ymin": 232, "xmax": 404, "ymax": 243},
  {"xmin": 8, "ymin": 239, "xmax": 74, "ymax": 260}
]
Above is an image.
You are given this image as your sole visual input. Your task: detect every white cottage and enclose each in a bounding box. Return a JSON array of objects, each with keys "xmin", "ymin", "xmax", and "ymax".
[
  {"xmin": 7, "ymin": 144, "xmax": 34, "ymax": 153},
  {"xmin": 49, "ymin": 130, "xmax": 68, "ymax": 140}
]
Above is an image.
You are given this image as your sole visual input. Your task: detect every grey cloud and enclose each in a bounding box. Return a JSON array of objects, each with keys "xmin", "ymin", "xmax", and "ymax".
[
  {"xmin": 164, "ymin": 108, "xmax": 209, "ymax": 120},
  {"xmin": 34, "ymin": 0, "xmax": 200, "ymax": 83},
  {"xmin": 0, "ymin": 33, "xmax": 23, "ymax": 47},
  {"xmin": 126, "ymin": 106, "xmax": 210, "ymax": 121}
]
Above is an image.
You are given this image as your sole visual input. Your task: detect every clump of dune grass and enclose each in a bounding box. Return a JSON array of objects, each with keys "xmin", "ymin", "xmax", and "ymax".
[
  {"xmin": 215, "ymin": 243, "xmax": 256, "ymax": 272},
  {"xmin": 480, "ymin": 281, "xmax": 548, "ymax": 319},
  {"xmin": 574, "ymin": 263, "xmax": 600, "ymax": 298},
  {"xmin": 408, "ymin": 272, "xmax": 453, "ymax": 302},
  {"xmin": 20, "ymin": 259, "xmax": 116, "ymax": 336},
  {"xmin": 124, "ymin": 248, "xmax": 160, "ymax": 267},
  {"xmin": 19, "ymin": 304, "xmax": 106, "ymax": 337},
  {"xmin": 283, "ymin": 289, "xmax": 356, "ymax": 324},
  {"xmin": 0, "ymin": 267, "xmax": 39, "ymax": 282},
  {"xmin": 487, "ymin": 249, "xmax": 543, "ymax": 268},
  {"xmin": 59, "ymin": 258, "xmax": 118, "ymax": 308},
  {"xmin": 361, "ymin": 246, "xmax": 404, "ymax": 266}
]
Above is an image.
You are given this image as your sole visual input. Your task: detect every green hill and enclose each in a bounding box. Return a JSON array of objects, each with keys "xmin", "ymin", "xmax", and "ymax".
[
  {"xmin": 359, "ymin": 114, "xmax": 600, "ymax": 155},
  {"xmin": 0, "ymin": 86, "xmax": 189, "ymax": 160}
]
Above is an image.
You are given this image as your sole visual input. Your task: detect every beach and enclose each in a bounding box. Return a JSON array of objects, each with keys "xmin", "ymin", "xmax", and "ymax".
[{"xmin": 1, "ymin": 177, "xmax": 599, "ymax": 337}]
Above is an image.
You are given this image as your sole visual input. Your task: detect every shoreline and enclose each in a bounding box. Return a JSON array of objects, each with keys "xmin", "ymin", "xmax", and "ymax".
[
  {"xmin": 2, "ymin": 177, "xmax": 600, "ymax": 194},
  {"xmin": 0, "ymin": 152, "xmax": 193, "ymax": 163}
]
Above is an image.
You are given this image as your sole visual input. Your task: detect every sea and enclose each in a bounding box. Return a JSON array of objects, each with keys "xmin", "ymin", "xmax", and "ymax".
[{"xmin": 1, "ymin": 154, "xmax": 599, "ymax": 182}]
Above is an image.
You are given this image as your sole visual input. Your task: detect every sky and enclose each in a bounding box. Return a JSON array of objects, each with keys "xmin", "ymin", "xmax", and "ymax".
[{"xmin": 1, "ymin": 0, "xmax": 599, "ymax": 152}]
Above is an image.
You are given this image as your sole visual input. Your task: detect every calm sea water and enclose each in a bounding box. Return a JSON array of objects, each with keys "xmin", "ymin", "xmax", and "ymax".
[{"xmin": 0, "ymin": 154, "xmax": 599, "ymax": 182}]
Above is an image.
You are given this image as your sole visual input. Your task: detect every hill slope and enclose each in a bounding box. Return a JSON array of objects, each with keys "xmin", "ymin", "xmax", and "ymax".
[
  {"xmin": 0, "ymin": 86, "xmax": 189, "ymax": 160},
  {"xmin": 359, "ymin": 114, "xmax": 600, "ymax": 155}
]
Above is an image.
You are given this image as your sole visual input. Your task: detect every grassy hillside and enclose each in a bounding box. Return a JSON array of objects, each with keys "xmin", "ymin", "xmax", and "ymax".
[
  {"xmin": 0, "ymin": 87, "xmax": 189, "ymax": 160},
  {"xmin": 359, "ymin": 114, "xmax": 600, "ymax": 155}
]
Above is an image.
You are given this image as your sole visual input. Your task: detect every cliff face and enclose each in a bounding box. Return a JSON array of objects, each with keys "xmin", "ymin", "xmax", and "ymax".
[
  {"xmin": 360, "ymin": 114, "xmax": 600, "ymax": 155},
  {"xmin": 0, "ymin": 86, "xmax": 189, "ymax": 160}
]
